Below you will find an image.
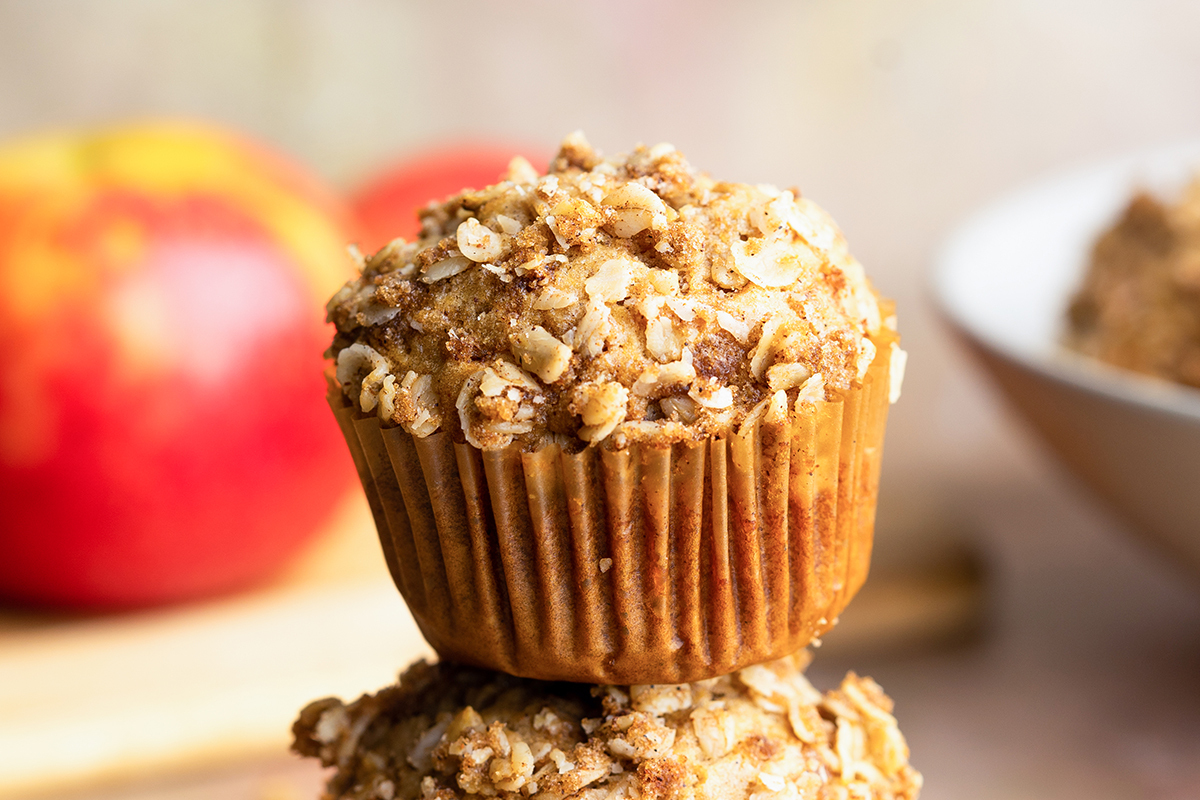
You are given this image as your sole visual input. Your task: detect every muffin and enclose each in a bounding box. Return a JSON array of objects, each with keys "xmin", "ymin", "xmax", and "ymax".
[
  {"xmin": 1067, "ymin": 179, "xmax": 1200, "ymax": 388},
  {"xmin": 292, "ymin": 654, "xmax": 922, "ymax": 800},
  {"xmin": 327, "ymin": 133, "xmax": 906, "ymax": 683}
]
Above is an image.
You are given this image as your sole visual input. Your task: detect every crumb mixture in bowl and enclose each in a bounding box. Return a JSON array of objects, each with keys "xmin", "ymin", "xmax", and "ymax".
[
  {"xmin": 1068, "ymin": 179, "xmax": 1200, "ymax": 388},
  {"xmin": 293, "ymin": 654, "xmax": 921, "ymax": 800}
]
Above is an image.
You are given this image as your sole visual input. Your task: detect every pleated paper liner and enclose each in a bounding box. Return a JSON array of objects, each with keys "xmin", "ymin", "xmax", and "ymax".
[{"xmin": 329, "ymin": 332, "xmax": 895, "ymax": 684}]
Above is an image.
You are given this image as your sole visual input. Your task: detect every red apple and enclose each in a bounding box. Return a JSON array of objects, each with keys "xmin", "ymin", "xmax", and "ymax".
[
  {"xmin": 351, "ymin": 144, "xmax": 547, "ymax": 253},
  {"xmin": 0, "ymin": 121, "xmax": 358, "ymax": 608}
]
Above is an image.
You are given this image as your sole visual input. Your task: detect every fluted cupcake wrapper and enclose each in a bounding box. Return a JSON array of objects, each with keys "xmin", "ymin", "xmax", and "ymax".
[{"xmin": 330, "ymin": 334, "xmax": 893, "ymax": 684}]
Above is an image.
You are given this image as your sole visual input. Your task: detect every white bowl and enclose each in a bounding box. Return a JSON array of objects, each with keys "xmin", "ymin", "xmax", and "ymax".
[{"xmin": 934, "ymin": 141, "xmax": 1200, "ymax": 578}]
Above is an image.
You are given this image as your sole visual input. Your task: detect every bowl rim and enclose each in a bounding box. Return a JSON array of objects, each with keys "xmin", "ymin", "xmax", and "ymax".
[{"xmin": 932, "ymin": 139, "xmax": 1200, "ymax": 426}]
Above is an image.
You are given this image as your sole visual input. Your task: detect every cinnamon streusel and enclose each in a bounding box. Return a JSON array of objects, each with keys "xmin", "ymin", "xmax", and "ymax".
[
  {"xmin": 1068, "ymin": 179, "xmax": 1200, "ymax": 388},
  {"xmin": 293, "ymin": 654, "xmax": 921, "ymax": 800},
  {"xmin": 328, "ymin": 132, "xmax": 903, "ymax": 451}
]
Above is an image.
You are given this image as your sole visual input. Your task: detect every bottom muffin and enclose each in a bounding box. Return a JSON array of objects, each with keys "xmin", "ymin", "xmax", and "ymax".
[{"xmin": 292, "ymin": 654, "xmax": 921, "ymax": 800}]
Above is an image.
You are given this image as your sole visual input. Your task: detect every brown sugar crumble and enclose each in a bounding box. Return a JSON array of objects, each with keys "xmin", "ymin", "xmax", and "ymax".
[
  {"xmin": 327, "ymin": 132, "xmax": 905, "ymax": 452},
  {"xmin": 292, "ymin": 654, "xmax": 922, "ymax": 800},
  {"xmin": 1067, "ymin": 179, "xmax": 1200, "ymax": 388}
]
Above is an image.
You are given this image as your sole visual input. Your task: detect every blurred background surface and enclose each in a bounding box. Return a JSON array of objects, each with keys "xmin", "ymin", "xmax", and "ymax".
[{"xmin": 1, "ymin": 1, "xmax": 1199, "ymax": 799}]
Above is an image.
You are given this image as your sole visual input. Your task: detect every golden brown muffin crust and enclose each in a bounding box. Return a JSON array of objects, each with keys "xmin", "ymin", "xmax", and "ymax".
[
  {"xmin": 327, "ymin": 133, "xmax": 902, "ymax": 452},
  {"xmin": 293, "ymin": 655, "xmax": 921, "ymax": 800}
]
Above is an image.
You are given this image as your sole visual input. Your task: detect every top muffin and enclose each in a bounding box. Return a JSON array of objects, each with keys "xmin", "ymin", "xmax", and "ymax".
[{"xmin": 328, "ymin": 133, "xmax": 900, "ymax": 452}]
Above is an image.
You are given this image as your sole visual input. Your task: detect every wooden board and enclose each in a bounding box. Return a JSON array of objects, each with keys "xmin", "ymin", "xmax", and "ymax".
[
  {"xmin": 0, "ymin": 495, "xmax": 984, "ymax": 799},
  {"xmin": 0, "ymin": 494, "xmax": 433, "ymax": 799}
]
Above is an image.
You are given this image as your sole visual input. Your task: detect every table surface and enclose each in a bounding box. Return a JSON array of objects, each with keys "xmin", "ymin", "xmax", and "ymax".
[{"xmin": 9, "ymin": 444, "xmax": 1199, "ymax": 800}]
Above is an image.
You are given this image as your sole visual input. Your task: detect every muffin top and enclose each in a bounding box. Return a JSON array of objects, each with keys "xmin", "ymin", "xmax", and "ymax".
[
  {"xmin": 328, "ymin": 133, "xmax": 901, "ymax": 451},
  {"xmin": 293, "ymin": 654, "xmax": 922, "ymax": 800},
  {"xmin": 1067, "ymin": 179, "xmax": 1200, "ymax": 389}
]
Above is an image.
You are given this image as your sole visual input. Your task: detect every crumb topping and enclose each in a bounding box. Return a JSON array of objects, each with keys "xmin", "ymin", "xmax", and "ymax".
[
  {"xmin": 293, "ymin": 655, "xmax": 921, "ymax": 800},
  {"xmin": 1067, "ymin": 179, "xmax": 1200, "ymax": 388},
  {"xmin": 328, "ymin": 132, "xmax": 898, "ymax": 451}
]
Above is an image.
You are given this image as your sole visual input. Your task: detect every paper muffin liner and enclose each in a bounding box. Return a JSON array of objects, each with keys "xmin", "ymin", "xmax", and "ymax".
[{"xmin": 329, "ymin": 332, "xmax": 895, "ymax": 684}]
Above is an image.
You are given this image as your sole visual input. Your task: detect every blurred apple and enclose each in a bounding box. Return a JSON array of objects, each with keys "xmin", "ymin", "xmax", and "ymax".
[
  {"xmin": 351, "ymin": 144, "xmax": 547, "ymax": 253},
  {"xmin": 0, "ymin": 121, "xmax": 358, "ymax": 608}
]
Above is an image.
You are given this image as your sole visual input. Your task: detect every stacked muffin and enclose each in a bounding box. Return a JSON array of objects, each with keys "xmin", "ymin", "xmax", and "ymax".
[{"xmin": 293, "ymin": 134, "xmax": 920, "ymax": 799}]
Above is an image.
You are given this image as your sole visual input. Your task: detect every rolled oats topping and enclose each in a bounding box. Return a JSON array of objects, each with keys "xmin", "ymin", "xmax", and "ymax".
[
  {"xmin": 328, "ymin": 133, "xmax": 902, "ymax": 451},
  {"xmin": 293, "ymin": 655, "xmax": 921, "ymax": 800}
]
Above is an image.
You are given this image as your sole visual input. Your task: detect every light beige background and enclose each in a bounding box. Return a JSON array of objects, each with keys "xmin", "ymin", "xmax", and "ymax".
[
  {"xmin": 3, "ymin": 2, "xmax": 1200, "ymax": 799},
  {"xmin": 5, "ymin": 0, "xmax": 1200, "ymax": 515}
]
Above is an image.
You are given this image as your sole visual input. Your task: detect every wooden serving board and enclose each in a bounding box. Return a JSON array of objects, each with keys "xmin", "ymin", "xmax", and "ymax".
[
  {"xmin": 0, "ymin": 495, "xmax": 983, "ymax": 799},
  {"xmin": 0, "ymin": 494, "xmax": 433, "ymax": 799}
]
